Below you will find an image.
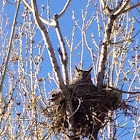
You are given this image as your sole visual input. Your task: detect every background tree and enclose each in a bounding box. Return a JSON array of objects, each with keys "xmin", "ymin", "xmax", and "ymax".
[{"xmin": 0, "ymin": 0, "xmax": 140, "ymax": 139}]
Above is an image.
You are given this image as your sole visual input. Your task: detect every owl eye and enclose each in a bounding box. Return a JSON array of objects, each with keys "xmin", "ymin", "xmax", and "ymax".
[{"xmin": 78, "ymin": 72, "xmax": 82, "ymax": 76}]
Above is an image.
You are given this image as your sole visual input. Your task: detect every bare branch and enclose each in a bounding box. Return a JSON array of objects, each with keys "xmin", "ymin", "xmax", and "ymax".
[
  {"xmin": 22, "ymin": 0, "xmax": 56, "ymax": 26},
  {"xmin": 107, "ymin": 86, "xmax": 140, "ymax": 95},
  {"xmin": 122, "ymin": 2, "xmax": 140, "ymax": 14},
  {"xmin": 54, "ymin": 15, "xmax": 69, "ymax": 85},
  {"xmin": 100, "ymin": 0, "xmax": 108, "ymax": 10},
  {"xmin": 65, "ymin": 25, "xmax": 76, "ymax": 82},
  {"xmin": 0, "ymin": 0, "xmax": 21, "ymax": 112},
  {"xmin": 97, "ymin": 0, "xmax": 134, "ymax": 91},
  {"xmin": 84, "ymin": 32, "xmax": 97, "ymax": 83},
  {"xmin": 57, "ymin": 0, "xmax": 71, "ymax": 18},
  {"xmin": 114, "ymin": 0, "xmax": 130, "ymax": 16},
  {"xmin": 100, "ymin": 0, "xmax": 112, "ymax": 15},
  {"xmin": 97, "ymin": 17, "xmax": 115, "ymax": 91},
  {"xmin": 31, "ymin": 0, "xmax": 65, "ymax": 90}
]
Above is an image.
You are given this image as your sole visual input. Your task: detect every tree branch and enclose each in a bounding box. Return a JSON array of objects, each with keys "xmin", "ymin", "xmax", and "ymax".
[
  {"xmin": 97, "ymin": 0, "xmax": 136, "ymax": 91},
  {"xmin": 106, "ymin": 86, "xmax": 140, "ymax": 95},
  {"xmin": 22, "ymin": 0, "xmax": 56, "ymax": 26},
  {"xmin": 0, "ymin": 0, "xmax": 21, "ymax": 117},
  {"xmin": 100, "ymin": 0, "xmax": 112, "ymax": 15},
  {"xmin": 31, "ymin": 0, "xmax": 66, "ymax": 90},
  {"xmin": 54, "ymin": 15, "xmax": 69, "ymax": 85},
  {"xmin": 114, "ymin": 0, "xmax": 130, "ymax": 16},
  {"xmin": 122, "ymin": 2, "xmax": 140, "ymax": 14},
  {"xmin": 57, "ymin": 0, "xmax": 71, "ymax": 18},
  {"xmin": 97, "ymin": 17, "xmax": 115, "ymax": 91}
]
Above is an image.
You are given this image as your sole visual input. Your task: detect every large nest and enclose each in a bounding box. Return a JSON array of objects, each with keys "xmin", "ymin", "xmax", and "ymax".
[{"xmin": 47, "ymin": 83, "xmax": 122, "ymax": 139}]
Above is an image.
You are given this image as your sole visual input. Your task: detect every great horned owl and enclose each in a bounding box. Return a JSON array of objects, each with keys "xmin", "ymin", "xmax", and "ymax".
[
  {"xmin": 69, "ymin": 66, "xmax": 93, "ymax": 85},
  {"xmin": 50, "ymin": 67, "xmax": 93, "ymax": 105}
]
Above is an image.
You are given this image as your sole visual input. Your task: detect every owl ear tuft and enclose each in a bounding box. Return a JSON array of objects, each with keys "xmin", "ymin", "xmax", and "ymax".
[
  {"xmin": 87, "ymin": 66, "xmax": 92, "ymax": 73},
  {"xmin": 75, "ymin": 66, "xmax": 80, "ymax": 72}
]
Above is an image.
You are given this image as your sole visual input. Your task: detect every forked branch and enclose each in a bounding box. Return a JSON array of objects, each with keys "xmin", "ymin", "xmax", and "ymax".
[
  {"xmin": 31, "ymin": 0, "xmax": 66, "ymax": 90},
  {"xmin": 97, "ymin": 0, "xmax": 132, "ymax": 91},
  {"xmin": 57, "ymin": 0, "xmax": 71, "ymax": 18},
  {"xmin": 23, "ymin": 0, "xmax": 56, "ymax": 26},
  {"xmin": 54, "ymin": 15, "xmax": 69, "ymax": 85}
]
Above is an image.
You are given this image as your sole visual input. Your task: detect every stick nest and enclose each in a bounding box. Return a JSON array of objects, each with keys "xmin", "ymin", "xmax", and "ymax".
[{"xmin": 46, "ymin": 83, "xmax": 122, "ymax": 139}]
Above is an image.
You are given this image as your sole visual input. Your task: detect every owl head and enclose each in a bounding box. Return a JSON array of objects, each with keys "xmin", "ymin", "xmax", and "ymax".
[{"xmin": 74, "ymin": 66, "xmax": 92, "ymax": 82}]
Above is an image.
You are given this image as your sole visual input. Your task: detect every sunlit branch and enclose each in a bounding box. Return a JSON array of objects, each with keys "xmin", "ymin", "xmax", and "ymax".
[
  {"xmin": 22, "ymin": 0, "xmax": 55, "ymax": 26},
  {"xmin": 97, "ymin": 17, "xmax": 115, "ymax": 91},
  {"xmin": 31, "ymin": 0, "xmax": 66, "ymax": 90},
  {"xmin": 100, "ymin": 0, "xmax": 112, "ymax": 15},
  {"xmin": 5, "ymin": 0, "xmax": 16, "ymax": 4},
  {"xmin": 0, "ymin": 0, "xmax": 21, "ymax": 115},
  {"xmin": 72, "ymin": 11, "xmax": 82, "ymax": 31},
  {"xmin": 57, "ymin": 0, "xmax": 71, "ymax": 18},
  {"xmin": 122, "ymin": 2, "xmax": 140, "ymax": 14},
  {"xmin": 114, "ymin": 0, "xmax": 130, "ymax": 16},
  {"xmin": 47, "ymin": 0, "xmax": 50, "ymax": 21},
  {"xmin": 97, "ymin": 0, "xmax": 136, "ymax": 91},
  {"xmin": 54, "ymin": 15, "xmax": 69, "ymax": 85},
  {"xmin": 128, "ymin": 67, "xmax": 140, "ymax": 93},
  {"xmin": 100, "ymin": 0, "xmax": 108, "ymax": 10},
  {"xmin": 80, "ymin": 31, "xmax": 84, "ymax": 68},
  {"xmin": 84, "ymin": 32, "xmax": 97, "ymax": 83},
  {"xmin": 65, "ymin": 25, "xmax": 76, "ymax": 83}
]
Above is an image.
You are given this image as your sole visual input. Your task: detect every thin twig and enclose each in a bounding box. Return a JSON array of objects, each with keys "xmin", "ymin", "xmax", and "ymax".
[
  {"xmin": 123, "ymin": 2, "xmax": 140, "ymax": 13},
  {"xmin": 57, "ymin": 0, "xmax": 71, "ymax": 18},
  {"xmin": 0, "ymin": 0, "xmax": 21, "ymax": 111},
  {"xmin": 107, "ymin": 86, "xmax": 140, "ymax": 95}
]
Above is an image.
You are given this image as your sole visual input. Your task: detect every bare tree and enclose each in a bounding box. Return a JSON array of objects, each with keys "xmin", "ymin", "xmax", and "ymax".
[{"xmin": 0, "ymin": 0, "xmax": 140, "ymax": 139}]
